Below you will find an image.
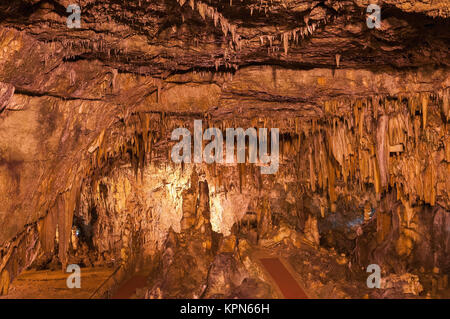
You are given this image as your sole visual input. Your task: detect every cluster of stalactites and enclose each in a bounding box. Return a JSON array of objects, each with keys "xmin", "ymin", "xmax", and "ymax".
[
  {"xmin": 176, "ymin": 0, "xmax": 329, "ymax": 58},
  {"xmin": 86, "ymin": 86, "xmax": 449, "ymax": 217},
  {"xmin": 87, "ymin": 112, "xmax": 172, "ymax": 180},
  {"xmin": 324, "ymin": 89, "xmax": 449, "ymax": 123},
  {"xmin": 247, "ymin": 89, "xmax": 449, "ymax": 214},
  {"xmin": 262, "ymin": 17, "xmax": 326, "ymax": 55},
  {"xmin": 30, "ymin": 113, "xmax": 167, "ymax": 274},
  {"xmin": 177, "ymin": 0, "xmax": 243, "ymax": 51},
  {"xmin": 38, "ymin": 179, "xmax": 81, "ymax": 265},
  {"xmin": 57, "ymin": 38, "xmax": 125, "ymax": 62},
  {"xmin": 317, "ymin": 89, "xmax": 450, "ymax": 209}
]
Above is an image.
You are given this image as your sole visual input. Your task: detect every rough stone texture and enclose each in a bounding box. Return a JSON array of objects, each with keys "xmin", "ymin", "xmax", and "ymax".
[{"xmin": 0, "ymin": 0, "xmax": 449, "ymax": 298}]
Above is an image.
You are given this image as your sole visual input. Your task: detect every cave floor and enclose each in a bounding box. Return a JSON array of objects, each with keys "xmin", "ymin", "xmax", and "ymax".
[
  {"xmin": 253, "ymin": 240, "xmax": 450, "ymax": 299},
  {"xmin": 258, "ymin": 257, "xmax": 309, "ymax": 298},
  {"xmin": 0, "ymin": 267, "xmax": 115, "ymax": 299},
  {"xmin": 112, "ymin": 271, "xmax": 150, "ymax": 299},
  {"xmin": 257, "ymin": 243, "xmax": 373, "ymax": 299},
  {"xmin": 1, "ymin": 243, "xmax": 448, "ymax": 299}
]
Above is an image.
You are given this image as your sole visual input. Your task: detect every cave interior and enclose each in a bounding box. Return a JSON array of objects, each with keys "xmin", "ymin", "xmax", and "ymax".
[{"xmin": 0, "ymin": 0, "xmax": 449, "ymax": 299}]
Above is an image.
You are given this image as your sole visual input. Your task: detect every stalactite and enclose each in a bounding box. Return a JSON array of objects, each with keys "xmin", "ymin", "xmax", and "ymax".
[
  {"xmin": 198, "ymin": 2, "xmax": 206, "ymax": 20},
  {"xmin": 335, "ymin": 54, "xmax": 341, "ymax": 68},
  {"xmin": 0, "ymin": 268, "xmax": 10, "ymax": 296},
  {"xmin": 56, "ymin": 195, "xmax": 68, "ymax": 270},
  {"xmin": 38, "ymin": 206, "xmax": 57, "ymax": 254},
  {"xmin": 138, "ymin": 134, "xmax": 145, "ymax": 181},
  {"xmin": 414, "ymin": 116, "xmax": 421, "ymax": 151},
  {"xmin": 422, "ymin": 93, "xmax": 428, "ymax": 129},
  {"xmin": 327, "ymin": 157, "xmax": 336, "ymax": 209},
  {"xmin": 423, "ymin": 159, "xmax": 436, "ymax": 206},
  {"xmin": 442, "ymin": 89, "xmax": 449, "ymax": 120},
  {"xmin": 96, "ymin": 129, "xmax": 106, "ymax": 168},
  {"xmin": 283, "ymin": 32, "xmax": 289, "ymax": 55},
  {"xmin": 320, "ymin": 205, "xmax": 325, "ymax": 218},
  {"xmin": 368, "ymin": 143, "xmax": 380, "ymax": 197},
  {"xmin": 309, "ymin": 146, "xmax": 316, "ymax": 192},
  {"xmin": 376, "ymin": 115, "xmax": 389, "ymax": 189},
  {"xmin": 238, "ymin": 163, "xmax": 245, "ymax": 193}
]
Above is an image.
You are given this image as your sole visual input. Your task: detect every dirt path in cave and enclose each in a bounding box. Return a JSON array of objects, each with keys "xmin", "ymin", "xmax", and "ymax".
[
  {"xmin": 111, "ymin": 273, "xmax": 148, "ymax": 299},
  {"xmin": 258, "ymin": 257, "xmax": 309, "ymax": 299},
  {"xmin": 0, "ymin": 267, "xmax": 114, "ymax": 299}
]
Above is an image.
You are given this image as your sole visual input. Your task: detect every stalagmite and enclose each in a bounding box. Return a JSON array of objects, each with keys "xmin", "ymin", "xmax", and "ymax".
[{"xmin": 304, "ymin": 214, "xmax": 320, "ymax": 247}]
